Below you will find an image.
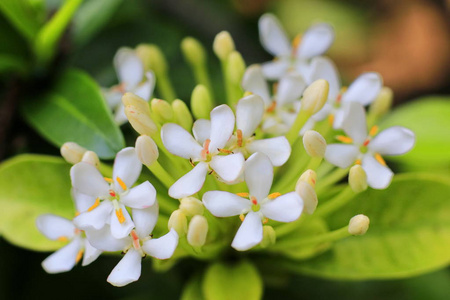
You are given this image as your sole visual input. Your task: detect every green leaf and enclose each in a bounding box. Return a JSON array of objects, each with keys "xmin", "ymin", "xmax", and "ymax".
[
  {"xmin": 279, "ymin": 173, "xmax": 450, "ymax": 280},
  {"xmin": 0, "ymin": 53, "xmax": 27, "ymax": 74},
  {"xmin": 181, "ymin": 273, "xmax": 205, "ymax": 300},
  {"xmin": 380, "ymin": 97, "xmax": 450, "ymax": 173},
  {"xmin": 0, "ymin": 0, "xmax": 42, "ymax": 42},
  {"xmin": 202, "ymin": 260, "xmax": 263, "ymax": 300},
  {"xmin": 21, "ymin": 68, "xmax": 125, "ymax": 159},
  {"xmin": 0, "ymin": 154, "xmax": 74, "ymax": 251}
]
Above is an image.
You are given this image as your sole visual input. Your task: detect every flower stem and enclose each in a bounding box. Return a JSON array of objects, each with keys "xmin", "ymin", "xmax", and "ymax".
[
  {"xmin": 316, "ymin": 167, "xmax": 349, "ymax": 195},
  {"xmin": 155, "ymin": 71, "xmax": 176, "ymax": 102},
  {"xmin": 285, "ymin": 110, "xmax": 311, "ymax": 145},
  {"xmin": 147, "ymin": 160, "xmax": 175, "ymax": 189},
  {"xmin": 315, "ymin": 186, "xmax": 355, "ymax": 217}
]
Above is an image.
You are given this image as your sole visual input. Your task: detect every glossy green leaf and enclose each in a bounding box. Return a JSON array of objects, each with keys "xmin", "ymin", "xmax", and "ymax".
[
  {"xmin": 0, "ymin": 53, "xmax": 27, "ymax": 74},
  {"xmin": 380, "ymin": 97, "xmax": 450, "ymax": 173},
  {"xmin": 278, "ymin": 173, "xmax": 450, "ymax": 280},
  {"xmin": 181, "ymin": 273, "xmax": 205, "ymax": 300},
  {"xmin": 0, "ymin": 155, "xmax": 74, "ymax": 251},
  {"xmin": 203, "ymin": 260, "xmax": 263, "ymax": 300},
  {"xmin": 21, "ymin": 68, "xmax": 125, "ymax": 159},
  {"xmin": 0, "ymin": 0, "xmax": 42, "ymax": 42}
]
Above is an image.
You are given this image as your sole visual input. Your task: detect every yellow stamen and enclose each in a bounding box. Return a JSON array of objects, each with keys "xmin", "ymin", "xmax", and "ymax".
[
  {"xmin": 75, "ymin": 250, "xmax": 84, "ymax": 263},
  {"xmin": 218, "ymin": 148, "xmax": 233, "ymax": 154},
  {"xmin": 369, "ymin": 125, "xmax": 379, "ymax": 136},
  {"xmin": 57, "ymin": 236, "xmax": 68, "ymax": 242},
  {"xmin": 336, "ymin": 135, "xmax": 353, "ymax": 144},
  {"xmin": 355, "ymin": 159, "xmax": 362, "ymax": 165},
  {"xmin": 104, "ymin": 177, "xmax": 113, "ymax": 183},
  {"xmin": 292, "ymin": 34, "xmax": 302, "ymax": 54},
  {"xmin": 236, "ymin": 192, "xmax": 249, "ymax": 197},
  {"xmin": 374, "ymin": 153, "xmax": 386, "ymax": 166},
  {"xmin": 239, "ymin": 214, "xmax": 245, "ymax": 222},
  {"xmin": 263, "ymin": 218, "xmax": 269, "ymax": 224},
  {"xmin": 88, "ymin": 198, "xmax": 100, "ymax": 212},
  {"xmin": 328, "ymin": 114, "xmax": 334, "ymax": 125},
  {"xmin": 266, "ymin": 101, "xmax": 277, "ymax": 113},
  {"xmin": 243, "ymin": 91, "xmax": 253, "ymax": 97},
  {"xmin": 236, "ymin": 129, "xmax": 243, "ymax": 147},
  {"xmin": 116, "ymin": 176, "xmax": 127, "ymax": 191},
  {"xmin": 115, "ymin": 208, "xmax": 126, "ymax": 224},
  {"xmin": 268, "ymin": 192, "xmax": 281, "ymax": 199},
  {"xmin": 74, "ymin": 211, "xmax": 80, "ymax": 217},
  {"xmin": 340, "ymin": 86, "xmax": 348, "ymax": 93}
]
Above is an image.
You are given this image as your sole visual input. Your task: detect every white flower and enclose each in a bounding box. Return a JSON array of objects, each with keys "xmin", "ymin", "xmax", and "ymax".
[
  {"xmin": 324, "ymin": 102, "xmax": 415, "ymax": 189},
  {"xmin": 36, "ymin": 214, "xmax": 101, "ymax": 273},
  {"xmin": 103, "ymin": 48, "xmax": 155, "ymax": 125},
  {"xmin": 71, "ymin": 147, "xmax": 156, "ymax": 239},
  {"xmin": 162, "ymin": 105, "xmax": 245, "ymax": 199},
  {"xmin": 242, "ymin": 65, "xmax": 306, "ymax": 135},
  {"xmin": 258, "ymin": 14, "xmax": 334, "ymax": 80},
  {"xmin": 202, "ymin": 152, "xmax": 303, "ymax": 251}
]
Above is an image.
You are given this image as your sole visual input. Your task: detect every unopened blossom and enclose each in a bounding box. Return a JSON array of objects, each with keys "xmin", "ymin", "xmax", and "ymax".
[
  {"xmin": 325, "ymin": 102, "xmax": 415, "ymax": 189},
  {"xmin": 36, "ymin": 214, "xmax": 101, "ymax": 273},
  {"xmin": 242, "ymin": 65, "xmax": 306, "ymax": 134},
  {"xmin": 103, "ymin": 48, "xmax": 155, "ymax": 124},
  {"xmin": 203, "ymin": 152, "xmax": 303, "ymax": 251},
  {"xmin": 258, "ymin": 13, "xmax": 334, "ymax": 80},
  {"xmin": 72, "ymin": 147, "xmax": 156, "ymax": 239},
  {"xmin": 161, "ymin": 105, "xmax": 245, "ymax": 199}
]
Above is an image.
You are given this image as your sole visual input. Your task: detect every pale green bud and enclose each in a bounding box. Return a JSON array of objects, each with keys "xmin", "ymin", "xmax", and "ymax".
[
  {"xmin": 81, "ymin": 151, "xmax": 100, "ymax": 169},
  {"xmin": 213, "ymin": 31, "xmax": 235, "ymax": 61},
  {"xmin": 369, "ymin": 87, "xmax": 393, "ymax": 118},
  {"xmin": 151, "ymin": 98, "xmax": 174, "ymax": 123},
  {"xmin": 125, "ymin": 105, "xmax": 158, "ymax": 136},
  {"xmin": 180, "ymin": 197, "xmax": 204, "ymax": 217},
  {"xmin": 226, "ymin": 51, "xmax": 246, "ymax": 84},
  {"xmin": 172, "ymin": 99, "xmax": 193, "ymax": 131},
  {"xmin": 135, "ymin": 135, "xmax": 159, "ymax": 166},
  {"xmin": 298, "ymin": 169, "xmax": 317, "ymax": 188},
  {"xmin": 60, "ymin": 142, "xmax": 87, "ymax": 164},
  {"xmin": 168, "ymin": 209, "xmax": 188, "ymax": 237},
  {"xmin": 295, "ymin": 180, "xmax": 318, "ymax": 214},
  {"xmin": 301, "ymin": 79, "xmax": 329, "ymax": 115},
  {"xmin": 187, "ymin": 215, "xmax": 208, "ymax": 247},
  {"xmin": 181, "ymin": 37, "xmax": 206, "ymax": 66},
  {"xmin": 191, "ymin": 84, "xmax": 213, "ymax": 119},
  {"xmin": 349, "ymin": 165, "xmax": 368, "ymax": 193},
  {"xmin": 136, "ymin": 44, "xmax": 167, "ymax": 74},
  {"xmin": 260, "ymin": 225, "xmax": 276, "ymax": 248},
  {"xmin": 348, "ymin": 214, "xmax": 370, "ymax": 235},
  {"xmin": 303, "ymin": 130, "xmax": 327, "ymax": 158}
]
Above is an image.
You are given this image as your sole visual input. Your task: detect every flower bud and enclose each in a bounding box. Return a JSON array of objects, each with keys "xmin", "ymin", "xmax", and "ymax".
[
  {"xmin": 81, "ymin": 151, "xmax": 100, "ymax": 169},
  {"xmin": 260, "ymin": 225, "xmax": 276, "ymax": 248},
  {"xmin": 172, "ymin": 99, "xmax": 193, "ymax": 131},
  {"xmin": 135, "ymin": 44, "xmax": 167, "ymax": 74},
  {"xmin": 213, "ymin": 31, "xmax": 235, "ymax": 61},
  {"xmin": 295, "ymin": 180, "xmax": 318, "ymax": 214},
  {"xmin": 369, "ymin": 87, "xmax": 393, "ymax": 118},
  {"xmin": 60, "ymin": 142, "xmax": 87, "ymax": 164},
  {"xmin": 349, "ymin": 165, "xmax": 368, "ymax": 193},
  {"xmin": 226, "ymin": 51, "xmax": 246, "ymax": 84},
  {"xmin": 303, "ymin": 130, "xmax": 327, "ymax": 158},
  {"xmin": 168, "ymin": 209, "xmax": 188, "ymax": 236},
  {"xmin": 191, "ymin": 84, "xmax": 213, "ymax": 119},
  {"xmin": 125, "ymin": 105, "xmax": 158, "ymax": 136},
  {"xmin": 187, "ymin": 215, "xmax": 208, "ymax": 247},
  {"xmin": 181, "ymin": 37, "xmax": 206, "ymax": 67},
  {"xmin": 122, "ymin": 92, "xmax": 151, "ymax": 116},
  {"xmin": 348, "ymin": 214, "xmax": 370, "ymax": 235},
  {"xmin": 135, "ymin": 135, "xmax": 159, "ymax": 166},
  {"xmin": 151, "ymin": 98, "xmax": 174, "ymax": 123},
  {"xmin": 180, "ymin": 197, "xmax": 204, "ymax": 217},
  {"xmin": 298, "ymin": 169, "xmax": 317, "ymax": 188},
  {"xmin": 301, "ymin": 79, "xmax": 329, "ymax": 115}
]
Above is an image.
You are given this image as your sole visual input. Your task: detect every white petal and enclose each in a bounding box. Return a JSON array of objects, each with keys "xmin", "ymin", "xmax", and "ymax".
[
  {"xmin": 36, "ymin": 214, "xmax": 75, "ymax": 240},
  {"xmin": 85, "ymin": 226, "xmax": 130, "ymax": 251},
  {"xmin": 133, "ymin": 71, "xmax": 155, "ymax": 100},
  {"xmin": 114, "ymin": 104, "xmax": 128, "ymax": 125},
  {"xmin": 258, "ymin": 13, "xmax": 291, "ymax": 57},
  {"xmin": 168, "ymin": 162, "xmax": 208, "ymax": 199},
  {"xmin": 236, "ymin": 95, "xmax": 265, "ymax": 139},
  {"xmin": 72, "ymin": 189, "xmax": 97, "ymax": 213},
  {"xmin": 245, "ymin": 153, "xmax": 273, "ymax": 202},
  {"xmin": 110, "ymin": 203, "xmax": 135, "ymax": 239},
  {"xmin": 209, "ymin": 105, "xmax": 235, "ymax": 153},
  {"xmin": 260, "ymin": 192, "xmax": 303, "ymax": 222},
  {"xmin": 114, "ymin": 48, "xmax": 143, "ymax": 89},
  {"xmin": 276, "ymin": 72, "xmax": 306, "ymax": 107},
  {"xmin": 192, "ymin": 119, "xmax": 211, "ymax": 145},
  {"xmin": 308, "ymin": 56, "xmax": 340, "ymax": 99},
  {"xmin": 202, "ymin": 191, "xmax": 251, "ymax": 217},
  {"xmin": 342, "ymin": 72, "xmax": 382, "ymax": 106},
  {"xmin": 368, "ymin": 127, "xmax": 415, "ymax": 156},
  {"xmin": 210, "ymin": 153, "xmax": 245, "ymax": 183},
  {"xmin": 113, "ymin": 147, "xmax": 142, "ymax": 192},
  {"xmin": 231, "ymin": 211, "xmax": 263, "ymax": 251},
  {"xmin": 121, "ymin": 181, "xmax": 156, "ymax": 209},
  {"xmin": 142, "ymin": 229, "xmax": 179, "ymax": 259},
  {"xmin": 107, "ymin": 249, "xmax": 142, "ymax": 287},
  {"xmin": 362, "ymin": 154, "xmax": 393, "ymax": 189},
  {"xmin": 246, "ymin": 137, "xmax": 291, "ymax": 167},
  {"xmin": 296, "ymin": 23, "xmax": 334, "ymax": 59},
  {"xmin": 42, "ymin": 238, "xmax": 81, "ymax": 273},
  {"xmin": 81, "ymin": 238, "xmax": 102, "ymax": 266},
  {"xmin": 73, "ymin": 201, "xmax": 113, "ymax": 230},
  {"xmin": 241, "ymin": 65, "xmax": 271, "ymax": 105},
  {"xmin": 261, "ymin": 59, "xmax": 290, "ymax": 80},
  {"xmin": 342, "ymin": 102, "xmax": 368, "ymax": 145},
  {"xmin": 161, "ymin": 123, "xmax": 202, "ymax": 159},
  {"xmin": 324, "ymin": 144, "xmax": 359, "ymax": 168},
  {"xmin": 103, "ymin": 88, "xmax": 122, "ymax": 109},
  {"xmin": 132, "ymin": 203, "xmax": 159, "ymax": 239},
  {"xmin": 311, "ymin": 102, "xmax": 333, "ymax": 122},
  {"xmin": 71, "ymin": 163, "xmax": 110, "ymax": 198},
  {"xmin": 332, "ymin": 107, "xmax": 345, "ymax": 130},
  {"xmin": 300, "ymin": 118, "xmax": 316, "ymax": 136}
]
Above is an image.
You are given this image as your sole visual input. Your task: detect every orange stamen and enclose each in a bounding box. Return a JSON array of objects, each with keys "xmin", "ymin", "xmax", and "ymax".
[
  {"xmin": 268, "ymin": 192, "xmax": 281, "ymax": 199},
  {"xmin": 236, "ymin": 129, "xmax": 243, "ymax": 147},
  {"xmin": 328, "ymin": 114, "xmax": 334, "ymax": 125},
  {"xmin": 336, "ymin": 135, "xmax": 353, "ymax": 144},
  {"xmin": 363, "ymin": 139, "xmax": 370, "ymax": 147},
  {"xmin": 88, "ymin": 198, "xmax": 100, "ymax": 212},
  {"xmin": 355, "ymin": 159, "xmax": 362, "ymax": 165},
  {"xmin": 291, "ymin": 34, "xmax": 302, "ymax": 55},
  {"xmin": 75, "ymin": 211, "xmax": 80, "ymax": 217},
  {"xmin": 115, "ymin": 209, "xmax": 126, "ymax": 224},
  {"xmin": 116, "ymin": 176, "xmax": 127, "ymax": 191},
  {"xmin": 336, "ymin": 94, "xmax": 342, "ymax": 104},
  {"xmin": 218, "ymin": 148, "xmax": 233, "ymax": 154},
  {"xmin": 131, "ymin": 230, "xmax": 140, "ymax": 249},
  {"xmin": 266, "ymin": 101, "xmax": 277, "ymax": 113},
  {"xmin": 57, "ymin": 236, "xmax": 68, "ymax": 242},
  {"xmin": 236, "ymin": 192, "xmax": 249, "ymax": 197},
  {"xmin": 75, "ymin": 250, "xmax": 84, "ymax": 263},
  {"xmin": 251, "ymin": 196, "xmax": 258, "ymax": 205},
  {"xmin": 239, "ymin": 214, "xmax": 245, "ymax": 222},
  {"xmin": 109, "ymin": 190, "xmax": 116, "ymax": 197},
  {"xmin": 201, "ymin": 139, "xmax": 211, "ymax": 159},
  {"xmin": 369, "ymin": 125, "xmax": 379, "ymax": 136},
  {"xmin": 104, "ymin": 177, "xmax": 113, "ymax": 183},
  {"xmin": 375, "ymin": 153, "xmax": 386, "ymax": 166},
  {"xmin": 263, "ymin": 218, "xmax": 269, "ymax": 224}
]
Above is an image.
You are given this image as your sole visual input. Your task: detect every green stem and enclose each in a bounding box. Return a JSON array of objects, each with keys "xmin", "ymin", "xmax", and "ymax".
[
  {"xmin": 316, "ymin": 167, "xmax": 349, "ymax": 195},
  {"xmin": 193, "ymin": 64, "xmax": 213, "ymax": 98},
  {"xmin": 147, "ymin": 160, "xmax": 175, "ymax": 189},
  {"xmin": 155, "ymin": 70, "xmax": 176, "ymax": 102},
  {"xmin": 315, "ymin": 186, "xmax": 355, "ymax": 217},
  {"xmin": 285, "ymin": 110, "xmax": 311, "ymax": 145}
]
